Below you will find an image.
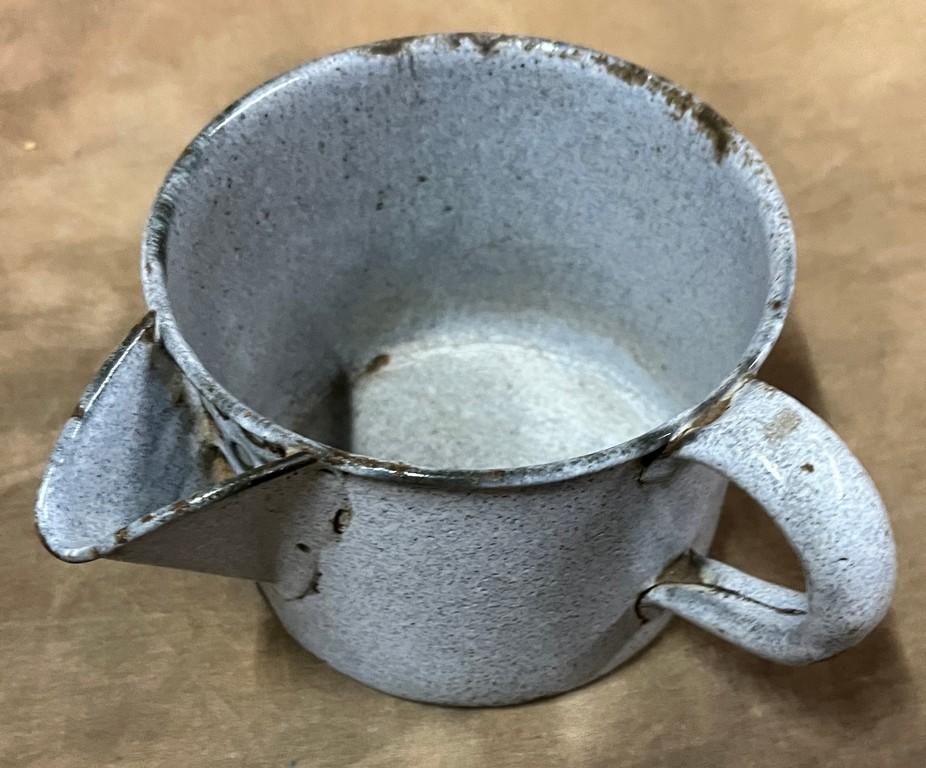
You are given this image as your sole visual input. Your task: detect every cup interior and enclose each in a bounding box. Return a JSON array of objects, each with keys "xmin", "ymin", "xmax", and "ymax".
[{"xmin": 147, "ymin": 35, "xmax": 792, "ymax": 471}]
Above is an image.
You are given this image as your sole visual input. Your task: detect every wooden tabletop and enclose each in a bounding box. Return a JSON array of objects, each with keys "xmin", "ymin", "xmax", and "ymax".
[{"xmin": 3, "ymin": 1, "xmax": 924, "ymax": 765}]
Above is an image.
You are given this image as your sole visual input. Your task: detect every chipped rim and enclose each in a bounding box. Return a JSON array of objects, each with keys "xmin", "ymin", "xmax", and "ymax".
[{"xmin": 141, "ymin": 33, "xmax": 796, "ymax": 489}]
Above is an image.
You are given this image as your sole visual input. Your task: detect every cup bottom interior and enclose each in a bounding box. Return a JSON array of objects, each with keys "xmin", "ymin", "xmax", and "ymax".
[{"xmin": 296, "ymin": 312, "xmax": 679, "ymax": 469}]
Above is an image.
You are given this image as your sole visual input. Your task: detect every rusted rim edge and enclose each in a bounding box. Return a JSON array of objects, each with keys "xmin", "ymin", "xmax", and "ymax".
[{"xmin": 141, "ymin": 32, "xmax": 795, "ymax": 489}]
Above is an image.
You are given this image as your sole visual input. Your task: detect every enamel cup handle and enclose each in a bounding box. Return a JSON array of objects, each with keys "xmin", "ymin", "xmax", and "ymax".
[{"xmin": 640, "ymin": 379, "xmax": 896, "ymax": 664}]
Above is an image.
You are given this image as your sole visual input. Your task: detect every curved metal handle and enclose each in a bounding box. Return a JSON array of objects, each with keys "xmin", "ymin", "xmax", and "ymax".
[{"xmin": 640, "ymin": 379, "xmax": 896, "ymax": 664}]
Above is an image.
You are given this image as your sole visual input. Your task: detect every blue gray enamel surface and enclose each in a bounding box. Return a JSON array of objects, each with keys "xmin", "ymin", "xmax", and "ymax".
[{"xmin": 34, "ymin": 34, "xmax": 893, "ymax": 706}]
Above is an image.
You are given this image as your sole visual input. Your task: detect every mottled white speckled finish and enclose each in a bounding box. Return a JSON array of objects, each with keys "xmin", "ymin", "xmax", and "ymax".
[
  {"xmin": 641, "ymin": 379, "xmax": 896, "ymax": 664},
  {"xmin": 35, "ymin": 34, "xmax": 895, "ymax": 707}
]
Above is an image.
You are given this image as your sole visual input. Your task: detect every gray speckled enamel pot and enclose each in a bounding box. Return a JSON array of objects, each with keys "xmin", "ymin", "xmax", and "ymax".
[{"xmin": 36, "ymin": 34, "xmax": 895, "ymax": 707}]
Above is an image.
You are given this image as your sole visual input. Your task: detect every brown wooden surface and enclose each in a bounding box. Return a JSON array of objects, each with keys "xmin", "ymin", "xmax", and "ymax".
[{"xmin": 2, "ymin": 1, "xmax": 924, "ymax": 765}]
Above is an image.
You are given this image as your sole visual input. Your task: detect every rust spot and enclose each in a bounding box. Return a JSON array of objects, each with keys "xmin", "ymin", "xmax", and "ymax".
[
  {"xmin": 363, "ymin": 353, "xmax": 391, "ymax": 375},
  {"xmin": 764, "ymin": 409, "xmax": 801, "ymax": 441},
  {"xmin": 801, "ymin": 463, "xmax": 815, "ymax": 473},
  {"xmin": 366, "ymin": 36, "xmax": 416, "ymax": 56},
  {"xmin": 659, "ymin": 84, "xmax": 732, "ymax": 162},
  {"xmin": 140, "ymin": 316, "xmax": 158, "ymax": 343},
  {"xmin": 591, "ymin": 54, "xmax": 733, "ymax": 162},
  {"xmin": 114, "ymin": 527, "xmax": 129, "ymax": 544},
  {"xmin": 140, "ymin": 513, "xmax": 156, "ymax": 523},
  {"xmin": 769, "ymin": 299, "xmax": 784, "ymax": 311},
  {"xmin": 168, "ymin": 499, "xmax": 194, "ymax": 515},
  {"xmin": 664, "ymin": 391, "xmax": 736, "ymax": 453},
  {"xmin": 327, "ymin": 450, "xmax": 414, "ymax": 476},
  {"xmin": 332, "ymin": 507, "xmax": 353, "ymax": 534},
  {"xmin": 71, "ymin": 401, "xmax": 86, "ymax": 420},
  {"xmin": 690, "ymin": 103, "xmax": 733, "ymax": 163},
  {"xmin": 688, "ymin": 396, "xmax": 733, "ymax": 431},
  {"xmin": 447, "ymin": 33, "xmax": 512, "ymax": 55},
  {"xmin": 662, "ymin": 87, "xmax": 695, "ymax": 119},
  {"xmin": 595, "ymin": 55, "xmax": 650, "ymax": 87}
]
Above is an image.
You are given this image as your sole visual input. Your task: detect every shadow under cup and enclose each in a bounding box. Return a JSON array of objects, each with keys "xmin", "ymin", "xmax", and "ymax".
[{"xmin": 151, "ymin": 38, "xmax": 783, "ymax": 471}]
